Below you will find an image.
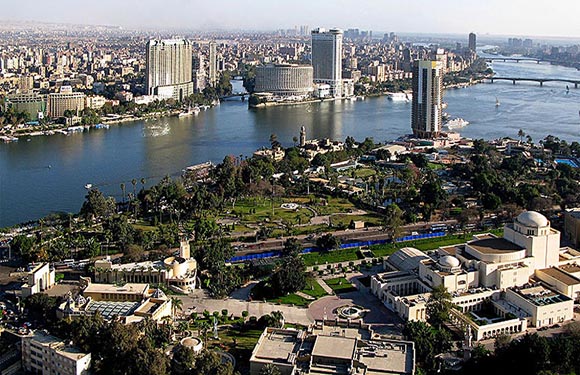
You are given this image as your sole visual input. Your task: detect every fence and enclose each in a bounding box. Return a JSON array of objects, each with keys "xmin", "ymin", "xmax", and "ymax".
[{"xmin": 228, "ymin": 231, "xmax": 446, "ymax": 263}]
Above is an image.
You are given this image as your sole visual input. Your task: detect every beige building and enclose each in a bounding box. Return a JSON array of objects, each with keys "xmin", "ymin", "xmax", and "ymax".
[
  {"xmin": 21, "ymin": 263, "xmax": 55, "ymax": 298},
  {"xmin": 47, "ymin": 91, "xmax": 86, "ymax": 118},
  {"xmin": 255, "ymin": 64, "xmax": 314, "ymax": 98},
  {"xmin": 4, "ymin": 93, "xmax": 46, "ymax": 121},
  {"xmin": 22, "ymin": 332, "xmax": 91, "ymax": 375},
  {"xmin": 94, "ymin": 240, "xmax": 197, "ymax": 293},
  {"xmin": 250, "ymin": 322, "xmax": 415, "ymax": 375},
  {"xmin": 372, "ymin": 211, "xmax": 578, "ymax": 340}
]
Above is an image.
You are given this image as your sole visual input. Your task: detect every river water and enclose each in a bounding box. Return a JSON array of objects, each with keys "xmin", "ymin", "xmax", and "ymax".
[{"xmin": 1, "ymin": 57, "xmax": 579, "ymax": 227}]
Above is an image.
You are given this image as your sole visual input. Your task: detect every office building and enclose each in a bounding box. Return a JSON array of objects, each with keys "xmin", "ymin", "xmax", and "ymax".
[
  {"xmin": 47, "ymin": 91, "xmax": 86, "ymax": 118},
  {"xmin": 254, "ymin": 64, "xmax": 313, "ymax": 97},
  {"xmin": 22, "ymin": 332, "xmax": 91, "ymax": 375},
  {"xmin": 468, "ymin": 33, "xmax": 477, "ymax": 51},
  {"xmin": 250, "ymin": 321, "xmax": 415, "ymax": 375},
  {"xmin": 372, "ymin": 211, "xmax": 578, "ymax": 341},
  {"xmin": 146, "ymin": 39, "xmax": 194, "ymax": 101},
  {"xmin": 5, "ymin": 93, "xmax": 46, "ymax": 121},
  {"xmin": 311, "ymin": 28, "xmax": 343, "ymax": 97},
  {"xmin": 209, "ymin": 41, "xmax": 218, "ymax": 87},
  {"xmin": 564, "ymin": 208, "xmax": 580, "ymax": 248},
  {"xmin": 411, "ymin": 60, "xmax": 443, "ymax": 139}
]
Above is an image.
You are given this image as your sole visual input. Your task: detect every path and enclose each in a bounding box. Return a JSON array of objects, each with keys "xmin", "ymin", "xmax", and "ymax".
[{"xmin": 316, "ymin": 278, "xmax": 334, "ymax": 295}]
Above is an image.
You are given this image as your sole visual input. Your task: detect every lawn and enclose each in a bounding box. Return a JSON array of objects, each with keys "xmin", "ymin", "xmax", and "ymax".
[
  {"xmin": 330, "ymin": 213, "xmax": 382, "ymax": 228},
  {"xmin": 316, "ymin": 197, "xmax": 358, "ymax": 215},
  {"xmin": 325, "ymin": 277, "xmax": 357, "ymax": 294},
  {"xmin": 370, "ymin": 229, "xmax": 505, "ymax": 257},
  {"xmin": 227, "ymin": 197, "xmax": 314, "ymax": 225},
  {"xmin": 354, "ymin": 168, "xmax": 377, "ymax": 178},
  {"xmin": 301, "ymin": 278, "xmax": 328, "ymax": 299},
  {"xmin": 302, "ymin": 248, "xmax": 364, "ymax": 266}
]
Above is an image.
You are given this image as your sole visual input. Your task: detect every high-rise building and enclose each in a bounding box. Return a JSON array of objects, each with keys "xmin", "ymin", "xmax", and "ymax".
[
  {"xmin": 411, "ymin": 60, "xmax": 443, "ymax": 139},
  {"xmin": 468, "ymin": 32, "xmax": 477, "ymax": 51},
  {"xmin": 311, "ymin": 28, "xmax": 343, "ymax": 97},
  {"xmin": 254, "ymin": 64, "xmax": 313, "ymax": 97},
  {"xmin": 146, "ymin": 39, "xmax": 193, "ymax": 101},
  {"xmin": 209, "ymin": 41, "xmax": 217, "ymax": 87}
]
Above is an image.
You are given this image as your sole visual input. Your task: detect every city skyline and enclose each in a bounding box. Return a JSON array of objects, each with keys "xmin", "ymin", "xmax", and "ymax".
[{"xmin": 4, "ymin": 0, "xmax": 580, "ymax": 38}]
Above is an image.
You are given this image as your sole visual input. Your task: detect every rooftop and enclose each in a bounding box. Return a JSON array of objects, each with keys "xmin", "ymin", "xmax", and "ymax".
[
  {"xmin": 252, "ymin": 329, "xmax": 301, "ymax": 364},
  {"xmin": 468, "ymin": 238, "xmax": 524, "ymax": 254},
  {"xmin": 84, "ymin": 283, "xmax": 148, "ymax": 296},
  {"xmin": 85, "ymin": 301, "xmax": 140, "ymax": 319},
  {"xmin": 312, "ymin": 335, "xmax": 357, "ymax": 360},
  {"xmin": 356, "ymin": 339, "xmax": 415, "ymax": 375},
  {"xmin": 538, "ymin": 267, "xmax": 580, "ymax": 286},
  {"xmin": 515, "ymin": 285, "xmax": 571, "ymax": 306}
]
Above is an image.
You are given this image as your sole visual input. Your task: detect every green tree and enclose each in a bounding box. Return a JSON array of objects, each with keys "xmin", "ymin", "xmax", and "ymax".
[
  {"xmin": 426, "ymin": 284, "xmax": 452, "ymax": 329},
  {"xmin": 382, "ymin": 204, "xmax": 404, "ymax": 239},
  {"xmin": 270, "ymin": 256, "xmax": 306, "ymax": 295},
  {"xmin": 80, "ymin": 189, "xmax": 116, "ymax": 222},
  {"xmin": 259, "ymin": 363, "xmax": 282, "ymax": 375},
  {"xmin": 282, "ymin": 238, "xmax": 302, "ymax": 257}
]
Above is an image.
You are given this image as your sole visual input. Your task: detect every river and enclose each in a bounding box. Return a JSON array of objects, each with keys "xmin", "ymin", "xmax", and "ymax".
[{"xmin": 1, "ymin": 57, "xmax": 579, "ymax": 227}]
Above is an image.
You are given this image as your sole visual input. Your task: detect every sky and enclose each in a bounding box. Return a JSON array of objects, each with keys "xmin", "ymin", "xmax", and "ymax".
[{"xmin": 5, "ymin": 0, "xmax": 580, "ymax": 38}]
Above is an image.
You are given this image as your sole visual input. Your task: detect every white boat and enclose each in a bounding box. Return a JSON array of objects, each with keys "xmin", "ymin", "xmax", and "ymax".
[
  {"xmin": 177, "ymin": 106, "xmax": 200, "ymax": 117},
  {"xmin": 444, "ymin": 118, "xmax": 470, "ymax": 129},
  {"xmin": 495, "ymin": 97, "xmax": 500, "ymax": 107},
  {"xmin": 388, "ymin": 93, "xmax": 410, "ymax": 102},
  {"xmin": 84, "ymin": 183, "xmax": 92, "ymax": 189}
]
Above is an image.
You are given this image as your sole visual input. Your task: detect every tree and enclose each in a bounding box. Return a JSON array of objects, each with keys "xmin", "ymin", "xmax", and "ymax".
[
  {"xmin": 259, "ymin": 364, "xmax": 282, "ymax": 375},
  {"xmin": 316, "ymin": 233, "xmax": 341, "ymax": 251},
  {"xmin": 382, "ymin": 204, "xmax": 404, "ymax": 239},
  {"xmin": 425, "ymin": 284, "xmax": 452, "ymax": 329},
  {"xmin": 11, "ymin": 235, "xmax": 37, "ymax": 262},
  {"xmin": 80, "ymin": 189, "xmax": 116, "ymax": 222},
  {"xmin": 172, "ymin": 344, "xmax": 196, "ymax": 375},
  {"xmin": 269, "ymin": 133, "xmax": 281, "ymax": 150},
  {"xmin": 518, "ymin": 129, "xmax": 526, "ymax": 144},
  {"xmin": 170, "ymin": 297, "xmax": 183, "ymax": 319},
  {"xmin": 270, "ymin": 256, "xmax": 306, "ymax": 295},
  {"xmin": 282, "ymin": 238, "xmax": 302, "ymax": 257}
]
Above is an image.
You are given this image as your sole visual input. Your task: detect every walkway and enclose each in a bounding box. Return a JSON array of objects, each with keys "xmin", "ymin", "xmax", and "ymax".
[{"xmin": 317, "ymin": 278, "xmax": 334, "ymax": 295}]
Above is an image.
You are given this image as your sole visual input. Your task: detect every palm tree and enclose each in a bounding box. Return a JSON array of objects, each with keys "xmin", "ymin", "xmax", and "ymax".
[
  {"xmin": 120, "ymin": 183, "xmax": 126, "ymax": 205},
  {"xmin": 270, "ymin": 311, "xmax": 284, "ymax": 328},
  {"xmin": 518, "ymin": 129, "xmax": 526, "ymax": 144},
  {"xmin": 140, "ymin": 177, "xmax": 146, "ymax": 192},
  {"xmin": 170, "ymin": 297, "xmax": 183, "ymax": 319},
  {"xmin": 131, "ymin": 178, "xmax": 137, "ymax": 197}
]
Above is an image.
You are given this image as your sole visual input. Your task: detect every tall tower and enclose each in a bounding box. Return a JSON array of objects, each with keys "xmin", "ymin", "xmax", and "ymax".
[
  {"xmin": 300, "ymin": 126, "xmax": 306, "ymax": 147},
  {"xmin": 209, "ymin": 41, "xmax": 217, "ymax": 87},
  {"xmin": 311, "ymin": 28, "xmax": 343, "ymax": 97},
  {"xmin": 411, "ymin": 60, "xmax": 443, "ymax": 139},
  {"xmin": 146, "ymin": 39, "xmax": 193, "ymax": 101},
  {"xmin": 468, "ymin": 33, "xmax": 477, "ymax": 51}
]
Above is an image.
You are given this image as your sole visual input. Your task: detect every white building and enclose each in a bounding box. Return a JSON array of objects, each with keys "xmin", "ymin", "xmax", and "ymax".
[
  {"xmin": 146, "ymin": 39, "xmax": 194, "ymax": 101},
  {"xmin": 22, "ymin": 332, "xmax": 91, "ymax": 375},
  {"xmin": 372, "ymin": 211, "xmax": 579, "ymax": 340},
  {"xmin": 21, "ymin": 263, "xmax": 55, "ymax": 298},
  {"xmin": 254, "ymin": 64, "xmax": 314, "ymax": 98},
  {"xmin": 312, "ymin": 28, "xmax": 343, "ymax": 97}
]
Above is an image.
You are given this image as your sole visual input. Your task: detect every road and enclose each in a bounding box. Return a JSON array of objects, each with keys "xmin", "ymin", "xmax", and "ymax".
[{"xmin": 232, "ymin": 219, "xmax": 458, "ymax": 256}]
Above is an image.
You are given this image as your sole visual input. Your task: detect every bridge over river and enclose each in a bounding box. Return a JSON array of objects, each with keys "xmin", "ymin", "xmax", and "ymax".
[{"xmin": 487, "ymin": 77, "xmax": 580, "ymax": 88}]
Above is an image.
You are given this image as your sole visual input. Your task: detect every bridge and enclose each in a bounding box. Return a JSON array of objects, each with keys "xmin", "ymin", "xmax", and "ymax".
[
  {"xmin": 487, "ymin": 77, "xmax": 580, "ymax": 88},
  {"xmin": 484, "ymin": 57, "xmax": 551, "ymax": 64},
  {"xmin": 220, "ymin": 93, "xmax": 249, "ymax": 101}
]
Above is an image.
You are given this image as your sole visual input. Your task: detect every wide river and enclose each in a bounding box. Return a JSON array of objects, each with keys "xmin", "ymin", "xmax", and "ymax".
[{"xmin": 1, "ymin": 56, "xmax": 579, "ymax": 227}]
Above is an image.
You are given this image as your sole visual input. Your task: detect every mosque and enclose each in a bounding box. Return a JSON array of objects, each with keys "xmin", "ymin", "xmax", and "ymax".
[{"xmin": 372, "ymin": 211, "xmax": 580, "ymax": 341}]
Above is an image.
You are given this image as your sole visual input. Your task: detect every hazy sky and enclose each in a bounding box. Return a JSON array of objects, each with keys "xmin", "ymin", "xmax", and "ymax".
[{"xmin": 6, "ymin": 0, "xmax": 580, "ymax": 38}]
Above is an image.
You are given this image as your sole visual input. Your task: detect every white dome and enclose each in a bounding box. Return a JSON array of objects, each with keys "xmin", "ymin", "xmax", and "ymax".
[
  {"xmin": 517, "ymin": 211, "xmax": 548, "ymax": 228},
  {"xmin": 439, "ymin": 255, "xmax": 460, "ymax": 268}
]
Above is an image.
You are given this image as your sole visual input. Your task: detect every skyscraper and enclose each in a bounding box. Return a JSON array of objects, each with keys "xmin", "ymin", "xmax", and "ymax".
[
  {"xmin": 468, "ymin": 32, "xmax": 477, "ymax": 51},
  {"xmin": 411, "ymin": 60, "xmax": 443, "ymax": 139},
  {"xmin": 311, "ymin": 28, "xmax": 343, "ymax": 97},
  {"xmin": 146, "ymin": 39, "xmax": 193, "ymax": 101},
  {"xmin": 209, "ymin": 41, "xmax": 217, "ymax": 87}
]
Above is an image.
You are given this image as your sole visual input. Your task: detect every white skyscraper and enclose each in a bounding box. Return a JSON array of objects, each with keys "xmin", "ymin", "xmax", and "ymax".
[
  {"xmin": 411, "ymin": 60, "xmax": 443, "ymax": 139},
  {"xmin": 311, "ymin": 28, "xmax": 343, "ymax": 97},
  {"xmin": 209, "ymin": 41, "xmax": 217, "ymax": 87},
  {"xmin": 146, "ymin": 39, "xmax": 194, "ymax": 101}
]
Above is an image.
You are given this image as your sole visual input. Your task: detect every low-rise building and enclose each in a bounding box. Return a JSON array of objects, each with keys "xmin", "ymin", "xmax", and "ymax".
[
  {"xmin": 21, "ymin": 263, "xmax": 55, "ymax": 298},
  {"xmin": 21, "ymin": 332, "xmax": 91, "ymax": 375},
  {"xmin": 250, "ymin": 321, "xmax": 415, "ymax": 375}
]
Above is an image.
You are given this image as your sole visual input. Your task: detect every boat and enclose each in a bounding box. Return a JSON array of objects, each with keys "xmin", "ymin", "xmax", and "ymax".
[
  {"xmin": 387, "ymin": 93, "xmax": 410, "ymax": 102},
  {"xmin": 94, "ymin": 123, "xmax": 110, "ymax": 129},
  {"xmin": 444, "ymin": 118, "xmax": 470, "ymax": 130},
  {"xmin": 0, "ymin": 136, "xmax": 18, "ymax": 143},
  {"xmin": 566, "ymin": 85, "xmax": 570, "ymax": 93},
  {"xmin": 495, "ymin": 97, "xmax": 501, "ymax": 107},
  {"xmin": 84, "ymin": 183, "xmax": 92, "ymax": 189}
]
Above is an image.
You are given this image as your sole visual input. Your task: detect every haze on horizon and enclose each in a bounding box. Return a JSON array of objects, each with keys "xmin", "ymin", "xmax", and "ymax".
[{"xmin": 4, "ymin": 0, "xmax": 580, "ymax": 38}]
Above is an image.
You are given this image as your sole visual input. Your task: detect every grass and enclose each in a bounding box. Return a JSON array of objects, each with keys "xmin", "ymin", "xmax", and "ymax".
[
  {"xmin": 316, "ymin": 197, "xmax": 358, "ymax": 216},
  {"xmin": 301, "ymin": 278, "xmax": 328, "ymax": 299},
  {"xmin": 302, "ymin": 247, "xmax": 364, "ymax": 266},
  {"xmin": 325, "ymin": 277, "xmax": 357, "ymax": 294},
  {"xmin": 427, "ymin": 162, "xmax": 445, "ymax": 170},
  {"xmin": 370, "ymin": 229, "xmax": 504, "ymax": 257},
  {"xmin": 354, "ymin": 168, "xmax": 377, "ymax": 178},
  {"xmin": 330, "ymin": 213, "xmax": 382, "ymax": 228}
]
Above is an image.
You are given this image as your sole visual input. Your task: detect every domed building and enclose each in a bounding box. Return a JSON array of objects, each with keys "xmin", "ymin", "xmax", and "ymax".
[{"xmin": 372, "ymin": 211, "xmax": 578, "ymax": 340}]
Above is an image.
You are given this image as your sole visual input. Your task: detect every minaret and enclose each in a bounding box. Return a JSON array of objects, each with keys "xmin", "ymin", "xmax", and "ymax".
[{"xmin": 300, "ymin": 126, "xmax": 306, "ymax": 147}]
